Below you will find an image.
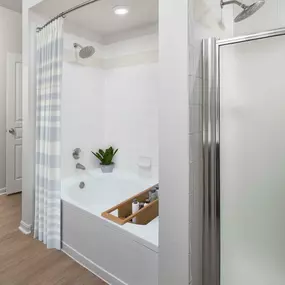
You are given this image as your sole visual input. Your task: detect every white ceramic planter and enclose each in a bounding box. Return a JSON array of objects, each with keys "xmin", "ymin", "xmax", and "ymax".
[{"xmin": 100, "ymin": 164, "xmax": 115, "ymax": 173}]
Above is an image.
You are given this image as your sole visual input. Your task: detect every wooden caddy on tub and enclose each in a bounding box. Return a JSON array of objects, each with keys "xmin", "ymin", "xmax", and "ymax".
[{"xmin": 102, "ymin": 187, "xmax": 158, "ymax": 226}]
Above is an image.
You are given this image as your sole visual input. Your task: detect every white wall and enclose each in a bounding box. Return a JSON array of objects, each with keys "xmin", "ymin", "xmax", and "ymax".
[
  {"xmin": 0, "ymin": 7, "xmax": 22, "ymax": 190},
  {"xmin": 234, "ymin": 0, "xmax": 285, "ymax": 36},
  {"xmin": 62, "ymin": 63, "xmax": 104, "ymax": 178},
  {"xmin": 103, "ymin": 34, "xmax": 158, "ymax": 57},
  {"xmin": 103, "ymin": 34, "xmax": 159, "ymax": 178},
  {"xmin": 61, "ymin": 32, "xmax": 159, "ymax": 179},
  {"xmin": 188, "ymin": 0, "xmax": 233, "ymax": 284},
  {"xmin": 159, "ymin": 0, "xmax": 190, "ymax": 284},
  {"xmin": 104, "ymin": 64, "xmax": 159, "ymax": 177}
]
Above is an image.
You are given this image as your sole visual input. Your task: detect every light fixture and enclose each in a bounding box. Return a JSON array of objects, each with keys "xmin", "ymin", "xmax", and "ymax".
[{"xmin": 113, "ymin": 6, "xmax": 129, "ymax": 15}]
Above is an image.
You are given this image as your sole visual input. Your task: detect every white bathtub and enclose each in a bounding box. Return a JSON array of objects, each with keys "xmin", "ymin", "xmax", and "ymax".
[{"xmin": 61, "ymin": 169, "xmax": 159, "ymax": 285}]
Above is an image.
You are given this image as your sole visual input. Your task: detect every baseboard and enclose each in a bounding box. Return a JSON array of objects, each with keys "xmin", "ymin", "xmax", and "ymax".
[
  {"xmin": 62, "ymin": 242, "xmax": 127, "ymax": 285},
  {"xmin": 0, "ymin": 188, "xmax": 6, "ymax": 195},
  {"xmin": 18, "ymin": 220, "xmax": 32, "ymax": 235}
]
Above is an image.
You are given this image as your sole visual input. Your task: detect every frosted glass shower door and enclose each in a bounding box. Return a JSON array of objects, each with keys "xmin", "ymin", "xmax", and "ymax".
[{"xmin": 220, "ymin": 36, "xmax": 285, "ymax": 285}]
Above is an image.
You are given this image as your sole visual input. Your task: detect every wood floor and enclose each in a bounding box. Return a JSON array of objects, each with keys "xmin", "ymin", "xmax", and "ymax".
[{"xmin": 0, "ymin": 194, "xmax": 106, "ymax": 285}]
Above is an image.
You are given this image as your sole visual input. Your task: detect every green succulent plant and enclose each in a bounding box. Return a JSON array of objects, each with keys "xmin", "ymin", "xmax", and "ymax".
[{"xmin": 92, "ymin": 147, "xmax": 118, "ymax": 165}]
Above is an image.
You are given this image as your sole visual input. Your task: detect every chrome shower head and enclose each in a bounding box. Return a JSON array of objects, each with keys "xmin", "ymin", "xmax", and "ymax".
[
  {"xmin": 234, "ymin": 1, "xmax": 265, "ymax": 22},
  {"xmin": 74, "ymin": 43, "xmax": 95, "ymax": 59},
  {"xmin": 79, "ymin": 46, "xmax": 95, "ymax": 59},
  {"xmin": 221, "ymin": 0, "xmax": 265, "ymax": 23}
]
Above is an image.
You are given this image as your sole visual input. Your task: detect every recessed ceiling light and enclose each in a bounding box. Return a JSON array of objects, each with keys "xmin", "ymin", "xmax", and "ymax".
[{"xmin": 113, "ymin": 6, "xmax": 129, "ymax": 15}]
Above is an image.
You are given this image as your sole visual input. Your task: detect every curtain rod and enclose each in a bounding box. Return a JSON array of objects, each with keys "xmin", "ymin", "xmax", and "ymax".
[{"xmin": 36, "ymin": 0, "xmax": 101, "ymax": 32}]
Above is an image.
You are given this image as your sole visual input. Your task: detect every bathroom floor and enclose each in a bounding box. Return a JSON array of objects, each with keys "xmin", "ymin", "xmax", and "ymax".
[{"xmin": 0, "ymin": 194, "xmax": 106, "ymax": 285}]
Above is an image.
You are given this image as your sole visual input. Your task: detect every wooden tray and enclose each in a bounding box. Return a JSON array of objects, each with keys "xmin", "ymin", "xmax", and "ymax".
[{"xmin": 102, "ymin": 187, "xmax": 159, "ymax": 225}]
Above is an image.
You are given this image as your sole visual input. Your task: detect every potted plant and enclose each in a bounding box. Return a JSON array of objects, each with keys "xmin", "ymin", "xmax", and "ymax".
[{"xmin": 92, "ymin": 147, "xmax": 118, "ymax": 173}]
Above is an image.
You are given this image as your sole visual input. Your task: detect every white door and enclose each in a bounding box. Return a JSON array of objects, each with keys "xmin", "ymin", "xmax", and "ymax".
[
  {"xmin": 220, "ymin": 36, "xmax": 285, "ymax": 285},
  {"xmin": 6, "ymin": 53, "xmax": 22, "ymax": 195}
]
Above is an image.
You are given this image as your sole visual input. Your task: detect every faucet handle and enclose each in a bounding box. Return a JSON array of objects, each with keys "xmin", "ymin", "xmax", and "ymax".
[{"xmin": 73, "ymin": 148, "xmax": 81, "ymax": 160}]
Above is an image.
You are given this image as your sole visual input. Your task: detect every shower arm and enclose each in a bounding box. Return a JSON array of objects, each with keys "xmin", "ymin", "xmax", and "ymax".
[
  {"xmin": 74, "ymin": 43, "xmax": 83, "ymax": 49},
  {"xmin": 221, "ymin": 0, "xmax": 247, "ymax": 9}
]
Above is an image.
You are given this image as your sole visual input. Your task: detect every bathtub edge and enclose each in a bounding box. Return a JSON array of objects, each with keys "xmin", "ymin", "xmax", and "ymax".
[{"xmin": 62, "ymin": 241, "xmax": 127, "ymax": 285}]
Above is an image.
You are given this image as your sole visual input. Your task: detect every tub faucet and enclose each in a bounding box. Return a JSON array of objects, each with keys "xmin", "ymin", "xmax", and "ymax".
[{"xmin": 76, "ymin": 163, "xmax": 86, "ymax": 170}]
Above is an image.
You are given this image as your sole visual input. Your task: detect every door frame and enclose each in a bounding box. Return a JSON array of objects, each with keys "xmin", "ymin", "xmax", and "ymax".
[
  {"xmin": 202, "ymin": 27, "xmax": 285, "ymax": 285},
  {"xmin": 6, "ymin": 52, "xmax": 22, "ymax": 195}
]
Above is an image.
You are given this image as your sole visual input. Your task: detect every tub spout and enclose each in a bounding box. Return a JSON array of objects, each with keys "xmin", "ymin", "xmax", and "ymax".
[{"xmin": 76, "ymin": 163, "xmax": 86, "ymax": 170}]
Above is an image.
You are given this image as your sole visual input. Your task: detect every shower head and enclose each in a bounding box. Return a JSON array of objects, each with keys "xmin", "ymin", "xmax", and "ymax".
[
  {"xmin": 74, "ymin": 43, "xmax": 95, "ymax": 59},
  {"xmin": 235, "ymin": 1, "xmax": 265, "ymax": 22},
  {"xmin": 79, "ymin": 46, "xmax": 95, "ymax": 59},
  {"xmin": 221, "ymin": 0, "xmax": 265, "ymax": 23}
]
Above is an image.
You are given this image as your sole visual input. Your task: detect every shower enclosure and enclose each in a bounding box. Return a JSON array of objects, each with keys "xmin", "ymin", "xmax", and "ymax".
[{"xmin": 203, "ymin": 28, "xmax": 285, "ymax": 285}]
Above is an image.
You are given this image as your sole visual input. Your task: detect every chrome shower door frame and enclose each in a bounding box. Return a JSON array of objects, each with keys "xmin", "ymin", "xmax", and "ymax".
[{"xmin": 202, "ymin": 27, "xmax": 285, "ymax": 285}]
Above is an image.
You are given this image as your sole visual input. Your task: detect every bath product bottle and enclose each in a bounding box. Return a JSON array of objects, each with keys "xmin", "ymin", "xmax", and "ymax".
[
  {"xmin": 149, "ymin": 189, "xmax": 158, "ymax": 202},
  {"xmin": 145, "ymin": 198, "xmax": 150, "ymax": 204},
  {"xmin": 154, "ymin": 184, "xmax": 159, "ymax": 197},
  {"xmin": 132, "ymin": 199, "xmax": 139, "ymax": 224},
  {"xmin": 139, "ymin": 202, "xmax": 145, "ymax": 210}
]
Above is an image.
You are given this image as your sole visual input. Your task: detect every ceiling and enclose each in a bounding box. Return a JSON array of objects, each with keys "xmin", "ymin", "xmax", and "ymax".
[
  {"xmin": 33, "ymin": 0, "xmax": 158, "ymax": 39},
  {"xmin": 0, "ymin": 0, "xmax": 22, "ymax": 12}
]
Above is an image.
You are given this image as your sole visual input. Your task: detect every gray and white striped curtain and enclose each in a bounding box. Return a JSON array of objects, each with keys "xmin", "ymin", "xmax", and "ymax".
[{"xmin": 34, "ymin": 18, "xmax": 64, "ymax": 250}]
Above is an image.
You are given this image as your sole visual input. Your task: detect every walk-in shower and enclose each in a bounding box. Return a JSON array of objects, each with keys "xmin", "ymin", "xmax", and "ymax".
[
  {"xmin": 203, "ymin": 27, "xmax": 285, "ymax": 285},
  {"xmin": 221, "ymin": 0, "xmax": 265, "ymax": 22},
  {"xmin": 73, "ymin": 43, "xmax": 95, "ymax": 59}
]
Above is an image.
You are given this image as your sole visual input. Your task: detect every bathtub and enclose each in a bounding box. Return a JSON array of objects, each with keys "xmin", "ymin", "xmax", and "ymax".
[{"xmin": 61, "ymin": 169, "xmax": 159, "ymax": 285}]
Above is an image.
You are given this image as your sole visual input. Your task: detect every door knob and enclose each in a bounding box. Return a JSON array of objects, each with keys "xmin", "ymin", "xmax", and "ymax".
[{"xmin": 9, "ymin": 128, "xmax": 16, "ymax": 135}]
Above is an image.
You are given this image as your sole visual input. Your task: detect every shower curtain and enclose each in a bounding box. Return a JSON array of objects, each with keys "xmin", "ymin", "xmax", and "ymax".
[{"xmin": 34, "ymin": 18, "xmax": 64, "ymax": 250}]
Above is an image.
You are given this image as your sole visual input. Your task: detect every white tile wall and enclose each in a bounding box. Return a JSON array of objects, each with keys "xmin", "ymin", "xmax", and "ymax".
[{"xmin": 188, "ymin": 0, "xmax": 234, "ymax": 284}]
